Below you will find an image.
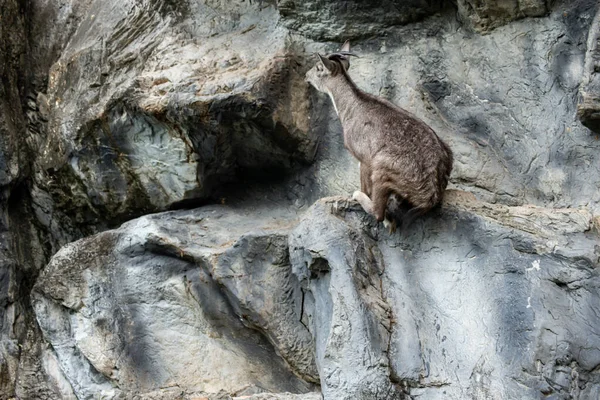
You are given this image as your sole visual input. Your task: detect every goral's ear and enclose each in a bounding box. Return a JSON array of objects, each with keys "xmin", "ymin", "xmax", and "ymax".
[
  {"xmin": 340, "ymin": 40, "xmax": 350, "ymax": 53},
  {"xmin": 318, "ymin": 53, "xmax": 336, "ymax": 72}
]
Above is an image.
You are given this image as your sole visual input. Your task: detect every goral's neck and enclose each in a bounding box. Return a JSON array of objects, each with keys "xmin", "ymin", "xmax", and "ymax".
[{"xmin": 325, "ymin": 74, "xmax": 360, "ymax": 123}]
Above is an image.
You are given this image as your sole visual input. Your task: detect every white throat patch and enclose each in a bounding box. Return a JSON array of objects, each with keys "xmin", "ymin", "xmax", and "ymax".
[{"xmin": 326, "ymin": 90, "xmax": 339, "ymax": 115}]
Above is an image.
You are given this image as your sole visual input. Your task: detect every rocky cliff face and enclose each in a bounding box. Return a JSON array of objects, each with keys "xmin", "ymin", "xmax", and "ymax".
[{"xmin": 2, "ymin": 0, "xmax": 600, "ymax": 399}]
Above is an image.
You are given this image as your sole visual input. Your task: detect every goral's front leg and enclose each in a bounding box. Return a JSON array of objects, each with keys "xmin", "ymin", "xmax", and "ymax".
[
  {"xmin": 359, "ymin": 162, "xmax": 372, "ymax": 197},
  {"xmin": 352, "ymin": 190, "xmax": 374, "ymax": 215}
]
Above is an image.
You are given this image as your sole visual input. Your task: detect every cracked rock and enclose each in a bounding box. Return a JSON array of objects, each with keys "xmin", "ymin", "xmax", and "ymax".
[
  {"xmin": 289, "ymin": 195, "xmax": 600, "ymax": 399},
  {"xmin": 31, "ymin": 190, "xmax": 600, "ymax": 399},
  {"xmin": 456, "ymin": 0, "xmax": 548, "ymax": 32},
  {"xmin": 32, "ymin": 204, "xmax": 318, "ymax": 399},
  {"xmin": 34, "ymin": 0, "xmax": 315, "ymax": 229},
  {"xmin": 276, "ymin": 0, "xmax": 445, "ymax": 41}
]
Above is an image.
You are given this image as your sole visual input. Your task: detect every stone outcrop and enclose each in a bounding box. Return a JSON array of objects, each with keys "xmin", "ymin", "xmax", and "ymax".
[
  {"xmin": 277, "ymin": 0, "xmax": 550, "ymax": 39},
  {"xmin": 32, "ymin": 204, "xmax": 317, "ymax": 399},
  {"xmin": 291, "ymin": 195, "xmax": 600, "ymax": 399},
  {"xmin": 32, "ymin": 192, "xmax": 600, "ymax": 399},
  {"xmin": 276, "ymin": 0, "xmax": 446, "ymax": 40},
  {"xmin": 1, "ymin": 0, "xmax": 600, "ymax": 398},
  {"xmin": 456, "ymin": 0, "xmax": 547, "ymax": 32},
  {"xmin": 276, "ymin": 0, "xmax": 551, "ymax": 40},
  {"xmin": 33, "ymin": 0, "xmax": 315, "ymax": 231}
]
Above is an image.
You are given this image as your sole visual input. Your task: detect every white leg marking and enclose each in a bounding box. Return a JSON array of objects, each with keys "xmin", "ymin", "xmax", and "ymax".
[{"xmin": 353, "ymin": 191, "xmax": 374, "ymax": 214}]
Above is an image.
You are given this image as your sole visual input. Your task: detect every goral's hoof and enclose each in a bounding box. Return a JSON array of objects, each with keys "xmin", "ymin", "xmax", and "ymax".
[{"xmin": 383, "ymin": 218, "xmax": 397, "ymax": 234}]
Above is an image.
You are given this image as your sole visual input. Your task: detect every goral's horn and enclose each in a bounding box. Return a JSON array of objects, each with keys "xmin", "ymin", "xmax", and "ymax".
[{"xmin": 329, "ymin": 51, "xmax": 360, "ymax": 59}]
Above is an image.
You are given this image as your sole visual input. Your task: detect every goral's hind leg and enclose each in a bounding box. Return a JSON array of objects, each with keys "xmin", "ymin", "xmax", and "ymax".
[
  {"xmin": 353, "ymin": 182, "xmax": 390, "ymax": 223},
  {"xmin": 370, "ymin": 183, "xmax": 391, "ymax": 222},
  {"xmin": 353, "ymin": 189, "xmax": 396, "ymax": 232},
  {"xmin": 360, "ymin": 162, "xmax": 372, "ymax": 197}
]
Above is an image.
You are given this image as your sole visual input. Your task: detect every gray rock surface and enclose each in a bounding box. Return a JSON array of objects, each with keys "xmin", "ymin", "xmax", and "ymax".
[
  {"xmin": 276, "ymin": 0, "xmax": 445, "ymax": 41},
  {"xmin": 33, "ymin": 0, "xmax": 315, "ymax": 230},
  {"xmin": 32, "ymin": 192, "xmax": 600, "ymax": 399},
  {"xmin": 304, "ymin": 0, "xmax": 600, "ymax": 212},
  {"xmin": 0, "ymin": 0, "xmax": 26, "ymax": 394},
  {"xmin": 291, "ymin": 195, "xmax": 600, "ymax": 399},
  {"xmin": 456, "ymin": 0, "xmax": 547, "ymax": 32},
  {"xmin": 1, "ymin": 0, "xmax": 600, "ymax": 398},
  {"xmin": 0, "ymin": 1, "xmax": 67, "ymax": 397},
  {"xmin": 277, "ymin": 0, "xmax": 549, "ymax": 39},
  {"xmin": 32, "ymin": 204, "xmax": 317, "ymax": 399}
]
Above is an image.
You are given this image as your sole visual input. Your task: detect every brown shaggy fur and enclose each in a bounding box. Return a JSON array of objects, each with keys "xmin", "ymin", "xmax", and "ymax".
[{"xmin": 305, "ymin": 42, "xmax": 453, "ymax": 229}]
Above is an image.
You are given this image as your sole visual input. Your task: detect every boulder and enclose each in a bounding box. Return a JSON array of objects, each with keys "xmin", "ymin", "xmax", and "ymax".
[
  {"xmin": 32, "ymin": 203, "xmax": 318, "ymax": 399},
  {"xmin": 290, "ymin": 194, "xmax": 600, "ymax": 399},
  {"xmin": 33, "ymin": 191, "xmax": 600, "ymax": 399}
]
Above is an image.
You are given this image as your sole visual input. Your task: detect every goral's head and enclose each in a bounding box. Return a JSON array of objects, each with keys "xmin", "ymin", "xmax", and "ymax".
[{"xmin": 305, "ymin": 40, "xmax": 357, "ymax": 93}]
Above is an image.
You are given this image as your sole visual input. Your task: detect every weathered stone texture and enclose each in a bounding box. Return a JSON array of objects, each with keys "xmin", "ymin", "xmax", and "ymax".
[
  {"xmin": 32, "ymin": 205, "xmax": 317, "ymax": 399},
  {"xmin": 0, "ymin": 1, "xmax": 26, "ymax": 394},
  {"xmin": 0, "ymin": 1, "xmax": 61, "ymax": 397},
  {"xmin": 277, "ymin": 0, "xmax": 550, "ymax": 40},
  {"xmin": 277, "ymin": 0, "xmax": 445, "ymax": 40},
  {"xmin": 291, "ymin": 195, "xmax": 600, "ymax": 399},
  {"xmin": 306, "ymin": 0, "xmax": 600, "ymax": 211},
  {"xmin": 32, "ymin": 192, "xmax": 600, "ymax": 399},
  {"xmin": 1, "ymin": 0, "xmax": 600, "ymax": 399},
  {"xmin": 33, "ymin": 0, "xmax": 315, "ymax": 230},
  {"xmin": 456, "ymin": 0, "xmax": 548, "ymax": 32}
]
